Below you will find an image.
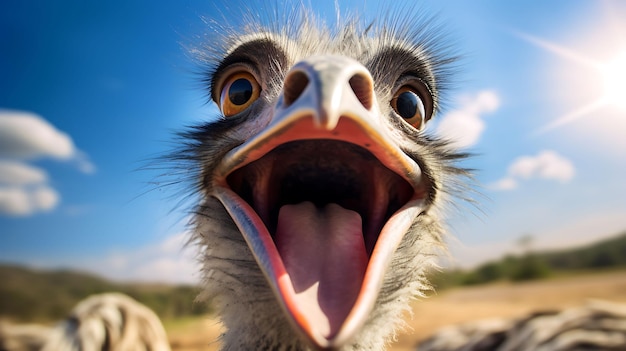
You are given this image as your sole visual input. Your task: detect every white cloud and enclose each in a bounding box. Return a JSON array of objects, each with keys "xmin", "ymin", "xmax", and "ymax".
[
  {"xmin": 0, "ymin": 109, "xmax": 95, "ymax": 173},
  {"xmin": 32, "ymin": 186, "xmax": 59, "ymax": 211},
  {"xmin": 63, "ymin": 205, "xmax": 93, "ymax": 217},
  {"xmin": 435, "ymin": 90, "xmax": 500, "ymax": 149},
  {"xmin": 508, "ymin": 150, "xmax": 574, "ymax": 182},
  {"xmin": 491, "ymin": 177, "xmax": 518, "ymax": 191},
  {"xmin": 0, "ymin": 160, "xmax": 60, "ymax": 215},
  {"xmin": 0, "ymin": 109, "xmax": 95, "ymax": 216},
  {"xmin": 443, "ymin": 239, "xmax": 510, "ymax": 269},
  {"xmin": 0, "ymin": 187, "xmax": 29, "ymax": 215},
  {"xmin": 0, "ymin": 110, "xmax": 74, "ymax": 160},
  {"xmin": 490, "ymin": 150, "xmax": 575, "ymax": 191},
  {"xmin": 0, "ymin": 160, "xmax": 48, "ymax": 185},
  {"xmin": 0, "ymin": 185, "xmax": 59, "ymax": 216},
  {"xmin": 86, "ymin": 231, "xmax": 200, "ymax": 284},
  {"xmin": 533, "ymin": 210, "xmax": 626, "ymax": 250},
  {"xmin": 24, "ymin": 231, "xmax": 200, "ymax": 284},
  {"xmin": 74, "ymin": 151, "xmax": 96, "ymax": 174},
  {"xmin": 446, "ymin": 210, "xmax": 626, "ymax": 269}
]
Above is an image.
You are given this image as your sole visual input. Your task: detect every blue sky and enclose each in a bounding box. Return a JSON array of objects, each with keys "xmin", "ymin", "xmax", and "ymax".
[{"xmin": 1, "ymin": 0, "xmax": 625, "ymax": 283}]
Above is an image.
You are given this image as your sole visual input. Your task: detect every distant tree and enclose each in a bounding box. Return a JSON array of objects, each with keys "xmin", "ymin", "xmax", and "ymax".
[
  {"xmin": 516, "ymin": 234, "xmax": 533, "ymax": 254},
  {"xmin": 510, "ymin": 234, "xmax": 551, "ymax": 281},
  {"xmin": 511, "ymin": 254, "xmax": 551, "ymax": 281}
]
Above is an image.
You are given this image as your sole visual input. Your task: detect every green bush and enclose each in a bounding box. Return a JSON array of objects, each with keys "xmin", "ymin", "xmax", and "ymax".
[{"xmin": 0, "ymin": 264, "xmax": 211, "ymax": 323}]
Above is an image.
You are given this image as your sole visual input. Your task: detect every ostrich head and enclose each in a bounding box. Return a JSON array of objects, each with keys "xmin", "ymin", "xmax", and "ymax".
[{"xmin": 173, "ymin": 6, "xmax": 470, "ymax": 351}]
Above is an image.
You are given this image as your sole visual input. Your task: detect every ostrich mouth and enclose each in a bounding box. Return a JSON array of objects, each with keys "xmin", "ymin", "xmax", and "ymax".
[
  {"xmin": 214, "ymin": 115, "xmax": 427, "ymax": 349},
  {"xmin": 226, "ymin": 139, "xmax": 414, "ymax": 255}
]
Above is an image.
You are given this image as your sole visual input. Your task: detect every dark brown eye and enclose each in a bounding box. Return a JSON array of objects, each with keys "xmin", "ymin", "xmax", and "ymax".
[
  {"xmin": 219, "ymin": 71, "xmax": 261, "ymax": 116},
  {"xmin": 391, "ymin": 86, "xmax": 426, "ymax": 130}
]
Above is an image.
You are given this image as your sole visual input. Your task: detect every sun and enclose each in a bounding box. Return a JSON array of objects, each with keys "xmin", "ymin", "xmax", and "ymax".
[
  {"xmin": 516, "ymin": 29, "xmax": 626, "ymax": 134},
  {"xmin": 600, "ymin": 51, "xmax": 626, "ymax": 111}
]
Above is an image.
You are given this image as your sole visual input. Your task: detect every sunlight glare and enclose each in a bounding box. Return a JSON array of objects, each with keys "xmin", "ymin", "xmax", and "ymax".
[{"xmin": 600, "ymin": 51, "xmax": 626, "ymax": 111}]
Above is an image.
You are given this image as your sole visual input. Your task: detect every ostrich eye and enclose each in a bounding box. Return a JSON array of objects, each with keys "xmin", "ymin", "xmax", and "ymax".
[
  {"xmin": 219, "ymin": 71, "xmax": 261, "ymax": 116},
  {"xmin": 391, "ymin": 86, "xmax": 427, "ymax": 130}
]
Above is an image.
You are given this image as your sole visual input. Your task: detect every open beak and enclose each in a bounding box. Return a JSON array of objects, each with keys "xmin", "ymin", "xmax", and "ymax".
[{"xmin": 212, "ymin": 55, "xmax": 427, "ymax": 349}]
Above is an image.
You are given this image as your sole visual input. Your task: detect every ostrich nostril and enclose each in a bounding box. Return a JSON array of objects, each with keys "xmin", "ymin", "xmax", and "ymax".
[
  {"xmin": 349, "ymin": 73, "xmax": 374, "ymax": 111},
  {"xmin": 283, "ymin": 70, "xmax": 309, "ymax": 108}
]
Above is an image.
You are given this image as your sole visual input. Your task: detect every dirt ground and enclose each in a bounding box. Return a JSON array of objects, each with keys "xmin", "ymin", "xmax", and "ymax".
[{"xmin": 166, "ymin": 270, "xmax": 626, "ymax": 351}]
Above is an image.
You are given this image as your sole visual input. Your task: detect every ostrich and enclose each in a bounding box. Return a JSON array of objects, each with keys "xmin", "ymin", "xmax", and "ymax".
[
  {"xmin": 40, "ymin": 293, "xmax": 170, "ymax": 351},
  {"xmin": 0, "ymin": 293, "xmax": 170, "ymax": 351},
  {"xmin": 171, "ymin": 5, "xmax": 470, "ymax": 351}
]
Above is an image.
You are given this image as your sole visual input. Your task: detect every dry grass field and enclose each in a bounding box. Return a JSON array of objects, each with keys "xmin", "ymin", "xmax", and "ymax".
[{"xmin": 166, "ymin": 270, "xmax": 626, "ymax": 351}]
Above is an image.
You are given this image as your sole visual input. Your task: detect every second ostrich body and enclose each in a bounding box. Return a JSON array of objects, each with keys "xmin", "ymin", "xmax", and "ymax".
[{"xmin": 176, "ymin": 7, "xmax": 470, "ymax": 351}]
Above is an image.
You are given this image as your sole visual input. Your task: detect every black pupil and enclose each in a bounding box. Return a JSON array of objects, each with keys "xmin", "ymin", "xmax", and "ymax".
[
  {"xmin": 228, "ymin": 78, "xmax": 253, "ymax": 105},
  {"xmin": 397, "ymin": 91, "xmax": 419, "ymax": 119}
]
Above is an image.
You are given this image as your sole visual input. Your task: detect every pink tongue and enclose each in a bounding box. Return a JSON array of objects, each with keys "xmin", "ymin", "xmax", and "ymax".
[{"xmin": 275, "ymin": 202, "xmax": 368, "ymax": 339}]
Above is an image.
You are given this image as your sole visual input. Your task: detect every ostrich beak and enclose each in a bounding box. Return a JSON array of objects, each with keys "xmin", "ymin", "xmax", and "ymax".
[{"xmin": 214, "ymin": 55, "xmax": 427, "ymax": 349}]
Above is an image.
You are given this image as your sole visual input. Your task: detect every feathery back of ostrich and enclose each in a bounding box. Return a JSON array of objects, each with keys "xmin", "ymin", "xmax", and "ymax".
[
  {"xmin": 173, "ymin": 5, "xmax": 470, "ymax": 351},
  {"xmin": 41, "ymin": 293, "xmax": 170, "ymax": 351}
]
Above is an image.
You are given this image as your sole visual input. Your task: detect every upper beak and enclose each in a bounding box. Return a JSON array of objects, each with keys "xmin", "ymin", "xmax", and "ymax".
[{"xmin": 213, "ymin": 55, "xmax": 426, "ymax": 349}]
